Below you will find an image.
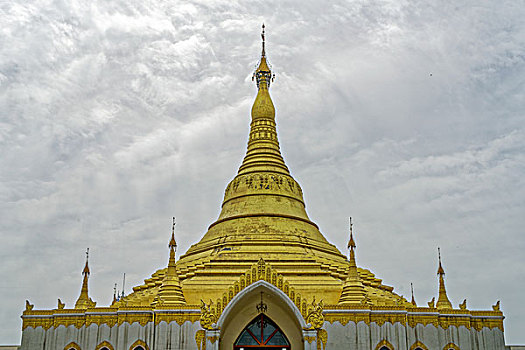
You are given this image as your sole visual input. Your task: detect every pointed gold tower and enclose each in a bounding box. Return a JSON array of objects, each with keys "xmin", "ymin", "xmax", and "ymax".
[
  {"xmin": 175, "ymin": 24, "xmax": 350, "ymax": 303},
  {"xmin": 435, "ymin": 248, "xmax": 452, "ymax": 309},
  {"xmin": 122, "ymin": 26, "xmax": 407, "ymax": 307},
  {"xmin": 75, "ymin": 248, "xmax": 96, "ymax": 309},
  {"xmin": 154, "ymin": 218, "xmax": 186, "ymax": 306},
  {"xmin": 339, "ymin": 218, "xmax": 367, "ymax": 304}
]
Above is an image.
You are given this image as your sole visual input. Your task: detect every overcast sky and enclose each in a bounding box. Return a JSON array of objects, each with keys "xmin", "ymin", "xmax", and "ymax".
[{"xmin": 1, "ymin": 0, "xmax": 524, "ymax": 346}]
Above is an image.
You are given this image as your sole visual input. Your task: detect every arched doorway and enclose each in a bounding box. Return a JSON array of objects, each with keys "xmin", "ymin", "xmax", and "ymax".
[
  {"xmin": 217, "ymin": 280, "xmax": 304, "ymax": 349},
  {"xmin": 234, "ymin": 313, "xmax": 290, "ymax": 349}
]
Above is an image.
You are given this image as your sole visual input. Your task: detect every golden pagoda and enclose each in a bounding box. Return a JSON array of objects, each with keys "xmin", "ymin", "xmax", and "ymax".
[{"xmin": 20, "ymin": 26, "xmax": 506, "ymax": 350}]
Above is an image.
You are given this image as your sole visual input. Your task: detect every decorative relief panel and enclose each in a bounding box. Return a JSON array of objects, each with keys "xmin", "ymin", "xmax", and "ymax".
[
  {"xmin": 324, "ymin": 309, "xmax": 503, "ymax": 331},
  {"xmin": 224, "ymin": 173, "xmax": 303, "ymax": 201}
]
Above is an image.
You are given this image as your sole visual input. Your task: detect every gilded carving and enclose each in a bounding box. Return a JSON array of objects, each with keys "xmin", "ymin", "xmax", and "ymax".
[
  {"xmin": 117, "ymin": 313, "xmax": 151, "ymax": 327},
  {"xmin": 304, "ymin": 336, "xmax": 316, "ymax": 344},
  {"xmin": 427, "ymin": 297, "xmax": 435, "ymax": 308},
  {"xmin": 223, "ymin": 173, "xmax": 303, "ymax": 201},
  {"xmin": 492, "ymin": 300, "xmax": 500, "ymax": 311},
  {"xmin": 129, "ymin": 339, "xmax": 149, "ymax": 350},
  {"xmin": 195, "ymin": 330, "xmax": 206, "ymax": 350},
  {"xmin": 375, "ymin": 340, "xmax": 394, "ymax": 350},
  {"xmin": 207, "ymin": 336, "xmax": 219, "ymax": 344},
  {"xmin": 317, "ymin": 329, "xmax": 328, "ymax": 350},
  {"xmin": 63, "ymin": 342, "xmax": 81, "ymax": 350},
  {"xmin": 410, "ymin": 341, "xmax": 428, "ymax": 350},
  {"xmin": 155, "ymin": 313, "xmax": 199, "ymax": 325},
  {"xmin": 95, "ymin": 341, "xmax": 114, "ymax": 350},
  {"xmin": 306, "ymin": 298, "xmax": 324, "ymax": 329},
  {"xmin": 200, "ymin": 300, "xmax": 217, "ymax": 330}
]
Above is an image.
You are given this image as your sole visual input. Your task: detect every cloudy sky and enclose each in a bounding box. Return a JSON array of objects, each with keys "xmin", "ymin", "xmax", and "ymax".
[{"xmin": 1, "ymin": 0, "xmax": 524, "ymax": 345}]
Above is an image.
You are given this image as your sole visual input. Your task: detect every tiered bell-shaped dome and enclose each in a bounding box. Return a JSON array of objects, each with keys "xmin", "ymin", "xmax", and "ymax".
[{"xmin": 124, "ymin": 26, "xmax": 406, "ymax": 307}]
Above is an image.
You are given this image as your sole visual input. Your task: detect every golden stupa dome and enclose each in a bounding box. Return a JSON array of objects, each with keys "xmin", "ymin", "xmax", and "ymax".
[{"xmin": 121, "ymin": 26, "xmax": 406, "ymax": 308}]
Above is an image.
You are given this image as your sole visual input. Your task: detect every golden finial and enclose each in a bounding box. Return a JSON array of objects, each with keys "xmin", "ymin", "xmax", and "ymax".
[
  {"xmin": 347, "ymin": 217, "xmax": 356, "ymax": 250},
  {"xmin": 492, "ymin": 300, "xmax": 500, "ymax": 311},
  {"xmin": 83, "ymin": 248, "xmax": 90, "ymax": 276},
  {"xmin": 437, "ymin": 247, "xmax": 445, "ymax": 275},
  {"xmin": 411, "ymin": 283, "xmax": 417, "ymax": 306},
  {"xmin": 252, "ymin": 24, "xmax": 275, "ymax": 89},
  {"xmin": 169, "ymin": 217, "xmax": 177, "ymax": 251},
  {"xmin": 261, "ymin": 23, "xmax": 266, "ymax": 57},
  {"xmin": 459, "ymin": 299, "xmax": 467, "ymax": 310}
]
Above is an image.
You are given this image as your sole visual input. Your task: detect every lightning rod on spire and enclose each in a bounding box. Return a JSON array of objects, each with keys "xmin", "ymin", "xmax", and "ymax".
[{"xmin": 261, "ymin": 23, "xmax": 266, "ymax": 57}]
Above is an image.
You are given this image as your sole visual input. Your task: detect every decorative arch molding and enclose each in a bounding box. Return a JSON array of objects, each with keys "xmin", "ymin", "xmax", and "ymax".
[
  {"xmin": 129, "ymin": 339, "xmax": 149, "ymax": 350},
  {"xmin": 217, "ymin": 279, "xmax": 307, "ymax": 329},
  {"xmin": 64, "ymin": 342, "xmax": 81, "ymax": 350},
  {"xmin": 443, "ymin": 343, "xmax": 460, "ymax": 350},
  {"xmin": 410, "ymin": 341, "xmax": 429, "ymax": 350},
  {"xmin": 375, "ymin": 339, "xmax": 395, "ymax": 350},
  {"xmin": 95, "ymin": 341, "xmax": 114, "ymax": 350},
  {"xmin": 211, "ymin": 258, "xmax": 313, "ymax": 324}
]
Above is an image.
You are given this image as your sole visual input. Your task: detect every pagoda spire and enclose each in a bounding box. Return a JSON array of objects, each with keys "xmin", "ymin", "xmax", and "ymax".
[
  {"xmin": 154, "ymin": 217, "xmax": 186, "ymax": 306},
  {"xmin": 238, "ymin": 24, "xmax": 288, "ymax": 175},
  {"xmin": 339, "ymin": 217, "xmax": 367, "ymax": 305},
  {"xmin": 410, "ymin": 283, "xmax": 417, "ymax": 306},
  {"xmin": 435, "ymin": 247, "xmax": 452, "ymax": 309},
  {"xmin": 75, "ymin": 248, "xmax": 96, "ymax": 309}
]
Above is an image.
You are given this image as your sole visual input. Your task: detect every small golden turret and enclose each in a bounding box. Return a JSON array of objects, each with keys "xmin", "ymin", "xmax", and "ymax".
[
  {"xmin": 435, "ymin": 248, "xmax": 452, "ymax": 309},
  {"xmin": 154, "ymin": 217, "xmax": 186, "ymax": 306},
  {"xmin": 339, "ymin": 217, "xmax": 367, "ymax": 305},
  {"xmin": 75, "ymin": 248, "xmax": 96, "ymax": 309}
]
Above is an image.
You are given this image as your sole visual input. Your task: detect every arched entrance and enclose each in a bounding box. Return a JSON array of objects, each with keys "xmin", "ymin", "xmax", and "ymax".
[
  {"xmin": 217, "ymin": 280, "xmax": 305, "ymax": 350},
  {"xmin": 234, "ymin": 313, "xmax": 291, "ymax": 349}
]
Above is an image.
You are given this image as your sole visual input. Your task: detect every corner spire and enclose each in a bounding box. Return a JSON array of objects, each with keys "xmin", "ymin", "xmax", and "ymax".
[
  {"xmin": 75, "ymin": 248, "xmax": 96, "ymax": 309},
  {"xmin": 339, "ymin": 217, "xmax": 367, "ymax": 305},
  {"xmin": 435, "ymin": 247, "xmax": 452, "ymax": 309},
  {"xmin": 154, "ymin": 217, "xmax": 186, "ymax": 306}
]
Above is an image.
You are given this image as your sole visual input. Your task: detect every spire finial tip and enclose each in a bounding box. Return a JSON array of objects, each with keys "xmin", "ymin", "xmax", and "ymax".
[
  {"xmin": 169, "ymin": 217, "xmax": 177, "ymax": 250},
  {"xmin": 437, "ymin": 247, "xmax": 445, "ymax": 275}
]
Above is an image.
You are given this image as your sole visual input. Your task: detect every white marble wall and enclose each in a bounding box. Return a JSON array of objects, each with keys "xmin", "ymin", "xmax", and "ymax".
[
  {"xmin": 20, "ymin": 321, "xmax": 200, "ymax": 350},
  {"xmin": 323, "ymin": 321, "xmax": 506, "ymax": 350},
  {"xmin": 20, "ymin": 321, "xmax": 506, "ymax": 350}
]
